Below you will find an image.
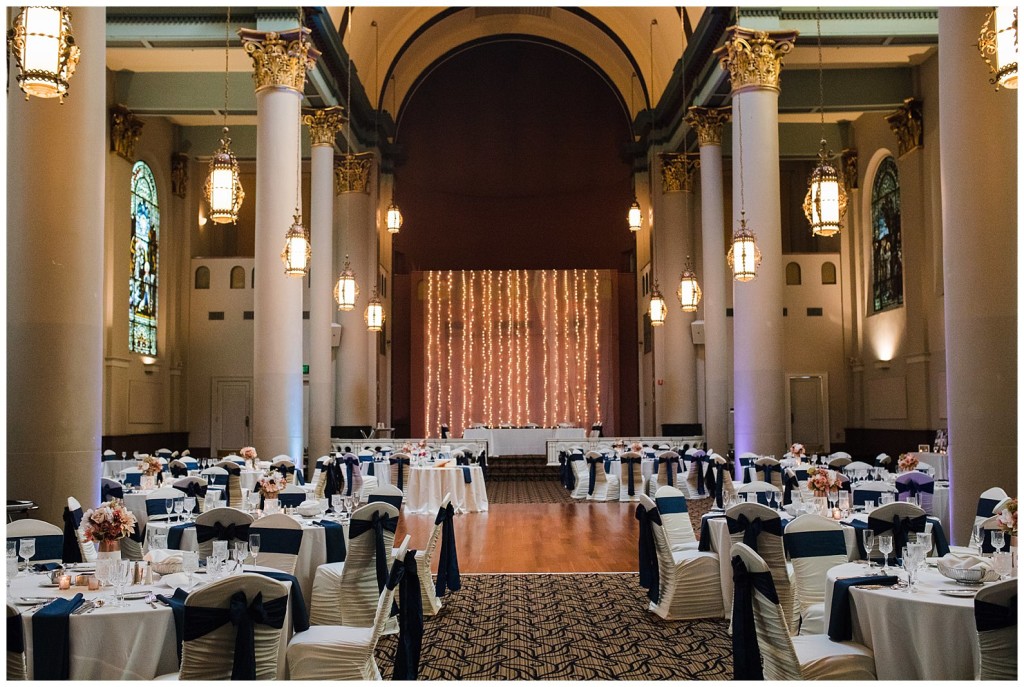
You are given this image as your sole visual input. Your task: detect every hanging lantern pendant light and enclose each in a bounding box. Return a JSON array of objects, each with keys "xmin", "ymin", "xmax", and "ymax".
[
  {"xmin": 386, "ymin": 198, "xmax": 403, "ymax": 233},
  {"xmin": 978, "ymin": 6, "xmax": 1018, "ymax": 90},
  {"xmin": 677, "ymin": 256, "xmax": 702, "ymax": 312},
  {"xmin": 282, "ymin": 211, "xmax": 311, "ymax": 276},
  {"xmin": 649, "ymin": 281, "xmax": 667, "ymax": 327},
  {"xmin": 205, "ymin": 8, "xmax": 244, "ymax": 224},
  {"xmin": 8, "ymin": 6, "xmax": 80, "ymax": 102},
  {"xmin": 365, "ymin": 288, "xmax": 385, "ymax": 332},
  {"xmin": 334, "ymin": 254, "xmax": 359, "ymax": 311},
  {"xmin": 804, "ymin": 139, "xmax": 847, "ymax": 237},
  {"xmin": 727, "ymin": 212, "xmax": 762, "ymax": 282}
]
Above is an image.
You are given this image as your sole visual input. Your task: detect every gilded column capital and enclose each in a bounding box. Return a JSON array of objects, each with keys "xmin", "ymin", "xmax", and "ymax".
[
  {"xmin": 713, "ymin": 26, "xmax": 798, "ymax": 94},
  {"xmin": 884, "ymin": 97, "xmax": 923, "ymax": 157},
  {"xmin": 302, "ymin": 106, "xmax": 347, "ymax": 147},
  {"xmin": 659, "ymin": 153, "xmax": 700, "ymax": 193},
  {"xmin": 171, "ymin": 152, "xmax": 189, "ymax": 198},
  {"xmin": 685, "ymin": 106, "xmax": 731, "ymax": 147},
  {"xmin": 239, "ymin": 27, "xmax": 320, "ymax": 94},
  {"xmin": 840, "ymin": 148, "xmax": 858, "ymax": 190},
  {"xmin": 335, "ymin": 152, "xmax": 374, "ymax": 194},
  {"xmin": 110, "ymin": 104, "xmax": 144, "ymax": 161}
]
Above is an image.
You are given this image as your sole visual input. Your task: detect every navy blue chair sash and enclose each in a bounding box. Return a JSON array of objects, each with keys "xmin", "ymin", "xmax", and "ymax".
[
  {"xmin": 350, "ymin": 512, "xmax": 399, "ymax": 595},
  {"xmin": 434, "ymin": 503, "xmax": 461, "ymax": 597},
  {"xmin": 635, "ymin": 505, "xmax": 660, "ymax": 603},
  {"xmin": 755, "ymin": 463, "xmax": 782, "ymax": 486},
  {"xmin": 726, "ymin": 514, "xmax": 783, "ymax": 554},
  {"xmin": 277, "ymin": 492, "xmax": 306, "ymax": 508},
  {"xmin": 620, "ymin": 456, "xmax": 640, "ymax": 496},
  {"xmin": 587, "ymin": 458, "xmax": 600, "ymax": 496},
  {"xmin": 390, "ymin": 456, "xmax": 410, "ymax": 491},
  {"xmin": 317, "ymin": 520, "xmax": 346, "ymax": 563},
  {"xmin": 10, "ymin": 534, "xmax": 63, "ymax": 562},
  {"xmin": 249, "ymin": 527, "xmax": 303, "ymax": 556},
  {"xmin": 207, "ymin": 473, "xmax": 229, "ymax": 488},
  {"xmin": 359, "ymin": 454, "xmax": 375, "ymax": 478},
  {"xmin": 389, "ymin": 550, "xmax": 424, "ymax": 680},
  {"xmin": 895, "ymin": 478, "xmax": 934, "ymax": 497},
  {"xmin": 183, "ymin": 590, "xmax": 287, "ymax": 680},
  {"xmin": 62, "ymin": 506, "xmax": 84, "ymax": 563},
  {"xmin": 867, "ymin": 513, "xmax": 928, "ymax": 556},
  {"xmin": 784, "ymin": 529, "xmax": 847, "ymax": 559},
  {"xmin": 170, "ymin": 465, "xmax": 188, "ymax": 478},
  {"xmin": 782, "ymin": 473, "xmax": 800, "ymax": 506},
  {"xmin": 101, "ymin": 481, "xmax": 124, "ymax": 503},
  {"xmin": 975, "ymin": 596, "xmax": 1017, "ymax": 632},
  {"xmin": 565, "ymin": 454, "xmax": 583, "ymax": 492},
  {"xmin": 827, "ymin": 575, "xmax": 899, "ymax": 641},
  {"xmin": 167, "ymin": 522, "xmax": 195, "ymax": 550},
  {"xmin": 326, "ymin": 460, "xmax": 346, "ymax": 499},
  {"xmin": 195, "ymin": 521, "xmax": 251, "ymax": 544},
  {"xmin": 704, "ymin": 463, "xmax": 726, "ymax": 508},
  {"xmin": 123, "ymin": 472, "xmax": 143, "ymax": 487},
  {"xmin": 656, "ymin": 495, "xmax": 688, "ymax": 515},
  {"xmin": 730, "ymin": 557, "xmax": 778, "ymax": 680},
  {"xmin": 178, "ymin": 483, "xmax": 207, "ymax": 510},
  {"xmin": 977, "ymin": 497, "xmax": 1003, "ymax": 519},
  {"xmin": 368, "ymin": 493, "xmax": 404, "ymax": 510},
  {"xmin": 146, "ymin": 498, "xmax": 183, "ymax": 517},
  {"xmin": 658, "ymin": 456, "xmax": 676, "ymax": 487},
  {"xmin": 32, "ymin": 593, "xmax": 85, "ymax": 679},
  {"xmin": 689, "ymin": 454, "xmax": 708, "ymax": 495}
]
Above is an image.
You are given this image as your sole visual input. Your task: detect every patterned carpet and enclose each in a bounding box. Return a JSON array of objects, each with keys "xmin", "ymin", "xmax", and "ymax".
[{"xmin": 375, "ymin": 573, "xmax": 731, "ymax": 680}]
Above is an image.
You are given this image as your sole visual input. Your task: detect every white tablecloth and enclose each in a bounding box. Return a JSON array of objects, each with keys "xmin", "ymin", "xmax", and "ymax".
[
  {"xmin": 462, "ymin": 427, "xmax": 586, "ymax": 456},
  {"xmin": 907, "ymin": 452, "xmax": 948, "ymax": 481},
  {"xmin": 823, "ymin": 562, "xmax": 981, "ymax": 679},
  {"xmin": 123, "ymin": 491, "xmax": 153, "ymax": 528},
  {"xmin": 9, "ymin": 564, "xmax": 295, "ymax": 679},
  {"xmin": 406, "ymin": 466, "xmax": 488, "ymax": 515},
  {"xmin": 144, "ymin": 516, "xmax": 339, "ymax": 609},
  {"xmin": 102, "ymin": 459, "xmax": 138, "ymax": 479}
]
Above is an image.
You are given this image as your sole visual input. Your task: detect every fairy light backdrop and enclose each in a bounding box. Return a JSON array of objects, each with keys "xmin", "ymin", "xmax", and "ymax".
[{"xmin": 415, "ymin": 269, "xmax": 617, "ymax": 438}]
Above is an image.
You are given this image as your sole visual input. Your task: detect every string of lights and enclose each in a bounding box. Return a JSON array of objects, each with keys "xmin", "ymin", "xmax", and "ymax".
[
  {"xmin": 592, "ymin": 269, "xmax": 601, "ymax": 422},
  {"xmin": 426, "ymin": 271, "xmax": 435, "ymax": 435}
]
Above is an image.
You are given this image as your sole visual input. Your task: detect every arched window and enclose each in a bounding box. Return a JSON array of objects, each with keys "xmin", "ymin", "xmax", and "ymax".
[
  {"xmin": 821, "ymin": 261, "xmax": 837, "ymax": 285},
  {"xmin": 230, "ymin": 266, "xmax": 245, "ymax": 289},
  {"xmin": 194, "ymin": 266, "xmax": 210, "ymax": 289},
  {"xmin": 785, "ymin": 262, "xmax": 802, "ymax": 285},
  {"xmin": 129, "ymin": 161, "xmax": 158, "ymax": 355},
  {"xmin": 871, "ymin": 156, "xmax": 903, "ymax": 312}
]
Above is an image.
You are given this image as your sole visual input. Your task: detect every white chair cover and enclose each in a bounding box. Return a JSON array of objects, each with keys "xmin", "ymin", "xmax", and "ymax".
[
  {"xmin": 783, "ymin": 514, "xmax": 848, "ymax": 635},
  {"xmin": 977, "ymin": 486, "xmax": 1011, "ymax": 526},
  {"xmin": 410, "ymin": 493, "xmax": 450, "ymax": 616},
  {"xmin": 751, "ymin": 457, "xmax": 785, "ymax": 490},
  {"xmin": 736, "ymin": 481, "xmax": 782, "ymax": 507},
  {"xmin": 585, "ymin": 452, "xmax": 619, "ymax": 502},
  {"xmin": 569, "ymin": 453, "xmax": 590, "ymax": 500},
  {"xmin": 975, "ymin": 579, "xmax": 1017, "ymax": 680},
  {"xmin": 638, "ymin": 494, "xmax": 722, "ymax": 620},
  {"xmin": 7, "ymin": 518, "xmax": 64, "ymax": 564},
  {"xmin": 730, "ymin": 543, "xmax": 876, "ymax": 680},
  {"xmin": 287, "ymin": 536, "xmax": 411, "ymax": 680},
  {"xmin": 144, "ymin": 487, "xmax": 186, "ymax": 521},
  {"xmin": 250, "ymin": 513, "xmax": 302, "ymax": 575},
  {"xmin": 850, "ymin": 481, "xmax": 896, "ymax": 507},
  {"xmin": 66, "ymin": 497, "xmax": 97, "ymax": 563},
  {"xmin": 194, "ymin": 507, "xmax": 254, "ymax": 559},
  {"xmin": 653, "ymin": 486, "xmax": 700, "ymax": 552},
  {"xmin": 647, "ymin": 450, "xmax": 680, "ymax": 497},
  {"xmin": 725, "ymin": 503, "xmax": 795, "ymax": 632},
  {"xmin": 176, "ymin": 573, "xmax": 289, "ymax": 680},
  {"xmin": 367, "ymin": 484, "xmax": 404, "ymax": 511},
  {"xmin": 618, "ymin": 451, "xmax": 643, "ymax": 502}
]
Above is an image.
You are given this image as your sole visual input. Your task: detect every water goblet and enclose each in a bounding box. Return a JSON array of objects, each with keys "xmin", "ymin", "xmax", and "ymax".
[
  {"xmin": 183, "ymin": 496, "xmax": 196, "ymax": 521},
  {"xmin": 992, "ymin": 551, "xmax": 1012, "ymax": 581},
  {"xmin": 164, "ymin": 498, "xmax": 174, "ymax": 520},
  {"xmin": 248, "ymin": 534, "xmax": 261, "ymax": 564},
  {"xmin": 971, "ymin": 523, "xmax": 984, "ymax": 555},
  {"xmin": 838, "ymin": 491, "xmax": 851, "ymax": 518},
  {"xmin": 212, "ymin": 540, "xmax": 228, "ymax": 562},
  {"xmin": 332, "ymin": 495, "xmax": 343, "ymax": 517},
  {"xmin": 18, "ymin": 538, "xmax": 35, "ymax": 574},
  {"xmin": 95, "ymin": 558, "xmax": 113, "ymax": 599},
  {"xmin": 114, "ymin": 560, "xmax": 133, "ymax": 606},
  {"xmin": 6, "ymin": 541, "xmax": 16, "ymax": 559},
  {"xmin": 174, "ymin": 499, "xmax": 184, "ymax": 521},
  {"xmin": 917, "ymin": 531, "xmax": 933, "ymax": 556},
  {"xmin": 234, "ymin": 541, "xmax": 250, "ymax": 566},
  {"xmin": 181, "ymin": 551, "xmax": 199, "ymax": 590},
  {"xmin": 862, "ymin": 529, "xmax": 875, "ymax": 567},
  {"xmin": 991, "ymin": 530, "xmax": 1006, "ymax": 553},
  {"xmin": 6, "ymin": 553, "xmax": 18, "ymax": 589},
  {"xmin": 864, "ymin": 500, "xmax": 875, "ymax": 514},
  {"xmin": 151, "ymin": 530, "xmax": 168, "ymax": 551},
  {"xmin": 878, "ymin": 534, "xmax": 894, "ymax": 573},
  {"xmin": 248, "ymin": 491, "xmax": 261, "ymax": 513}
]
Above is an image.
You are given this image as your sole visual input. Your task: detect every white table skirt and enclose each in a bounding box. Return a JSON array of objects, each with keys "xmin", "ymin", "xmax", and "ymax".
[
  {"xmin": 144, "ymin": 516, "xmax": 338, "ymax": 609},
  {"xmin": 907, "ymin": 451, "xmax": 948, "ymax": 481},
  {"xmin": 406, "ymin": 466, "xmax": 488, "ymax": 515},
  {"xmin": 123, "ymin": 491, "xmax": 153, "ymax": 528},
  {"xmin": 10, "ymin": 565, "xmax": 295, "ymax": 679},
  {"xmin": 822, "ymin": 562, "xmax": 980, "ymax": 679},
  {"xmin": 463, "ymin": 427, "xmax": 586, "ymax": 456}
]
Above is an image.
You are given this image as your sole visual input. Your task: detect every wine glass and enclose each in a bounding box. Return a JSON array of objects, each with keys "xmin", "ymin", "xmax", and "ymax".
[
  {"xmin": 95, "ymin": 558, "xmax": 112, "ymax": 599},
  {"xmin": 183, "ymin": 496, "xmax": 196, "ymax": 521},
  {"xmin": 878, "ymin": 534, "xmax": 894, "ymax": 573},
  {"xmin": 248, "ymin": 491, "xmax": 260, "ymax": 512},
  {"xmin": 862, "ymin": 529, "xmax": 875, "ymax": 568},
  {"xmin": 993, "ymin": 551, "xmax": 1012, "ymax": 581},
  {"xmin": 971, "ymin": 523, "xmax": 984, "ymax": 555},
  {"xmin": 164, "ymin": 498, "xmax": 174, "ymax": 520},
  {"xmin": 248, "ymin": 534, "xmax": 261, "ymax": 565},
  {"xmin": 173, "ymin": 499, "xmax": 184, "ymax": 521},
  {"xmin": 234, "ymin": 541, "xmax": 250, "ymax": 567},
  {"xmin": 113, "ymin": 560, "xmax": 132, "ymax": 606},
  {"xmin": 17, "ymin": 538, "xmax": 35, "ymax": 574},
  {"xmin": 838, "ymin": 491, "xmax": 851, "ymax": 518},
  {"xmin": 332, "ymin": 495, "xmax": 343, "ymax": 518},
  {"xmin": 991, "ymin": 530, "xmax": 1005, "ymax": 553},
  {"xmin": 6, "ymin": 553, "xmax": 18, "ymax": 589},
  {"xmin": 181, "ymin": 551, "xmax": 199, "ymax": 590}
]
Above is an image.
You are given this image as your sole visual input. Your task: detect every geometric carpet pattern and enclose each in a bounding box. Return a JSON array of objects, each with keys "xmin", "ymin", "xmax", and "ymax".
[{"xmin": 376, "ymin": 573, "xmax": 732, "ymax": 680}]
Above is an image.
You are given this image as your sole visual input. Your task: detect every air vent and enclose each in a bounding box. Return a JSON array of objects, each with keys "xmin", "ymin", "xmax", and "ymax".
[
  {"xmin": 243, "ymin": 311, "xmax": 254, "ymax": 320},
  {"xmin": 208, "ymin": 311, "xmax": 224, "ymax": 321},
  {"xmin": 302, "ymin": 311, "xmax": 310, "ymax": 320},
  {"xmin": 475, "ymin": 7, "xmax": 551, "ymax": 19},
  {"xmin": 726, "ymin": 308, "xmax": 733, "ymax": 317},
  {"xmin": 807, "ymin": 307, "xmax": 824, "ymax": 317}
]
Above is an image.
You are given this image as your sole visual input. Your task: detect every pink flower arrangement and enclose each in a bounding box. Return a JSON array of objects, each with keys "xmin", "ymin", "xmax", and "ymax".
[
  {"xmin": 807, "ymin": 468, "xmax": 838, "ymax": 494},
  {"xmin": 240, "ymin": 446, "xmax": 258, "ymax": 461},
  {"xmin": 630, "ymin": 442, "xmax": 643, "ymax": 453},
  {"xmin": 258, "ymin": 471, "xmax": 287, "ymax": 497},
  {"xmin": 138, "ymin": 454, "xmax": 162, "ymax": 476},
  {"xmin": 789, "ymin": 443, "xmax": 805, "ymax": 458},
  {"xmin": 401, "ymin": 443, "xmax": 414, "ymax": 454},
  {"xmin": 997, "ymin": 498, "xmax": 1017, "ymax": 536},
  {"xmin": 897, "ymin": 453, "xmax": 918, "ymax": 472},
  {"xmin": 82, "ymin": 499, "xmax": 137, "ymax": 542}
]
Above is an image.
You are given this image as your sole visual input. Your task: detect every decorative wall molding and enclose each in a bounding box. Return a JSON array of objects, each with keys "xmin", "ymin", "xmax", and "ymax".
[
  {"xmin": 110, "ymin": 104, "xmax": 144, "ymax": 161},
  {"xmin": 840, "ymin": 148, "xmax": 858, "ymax": 191},
  {"xmin": 171, "ymin": 152, "xmax": 189, "ymax": 198},
  {"xmin": 884, "ymin": 97, "xmax": 923, "ymax": 157}
]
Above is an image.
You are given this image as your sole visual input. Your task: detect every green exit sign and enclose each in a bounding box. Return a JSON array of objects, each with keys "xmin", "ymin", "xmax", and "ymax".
[{"xmin": 302, "ymin": 364, "xmax": 309, "ymax": 374}]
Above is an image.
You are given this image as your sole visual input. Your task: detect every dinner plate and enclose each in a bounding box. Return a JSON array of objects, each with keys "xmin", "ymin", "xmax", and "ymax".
[
  {"xmin": 38, "ymin": 582, "xmax": 59, "ymax": 588},
  {"xmin": 939, "ymin": 588, "xmax": 978, "ymax": 597},
  {"xmin": 121, "ymin": 591, "xmax": 150, "ymax": 601},
  {"xmin": 14, "ymin": 596, "xmax": 55, "ymax": 605}
]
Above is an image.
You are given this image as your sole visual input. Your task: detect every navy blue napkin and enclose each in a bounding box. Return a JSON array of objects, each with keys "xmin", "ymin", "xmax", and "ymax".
[
  {"xmin": 32, "ymin": 562, "xmax": 62, "ymax": 572},
  {"xmin": 827, "ymin": 575, "xmax": 898, "ymax": 641},
  {"xmin": 32, "ymin": 593, "xmax": 85, "ymax": 679},
  {"xmin": 167, "ymin": 522, "xmax": 195, "ymax": 550}
]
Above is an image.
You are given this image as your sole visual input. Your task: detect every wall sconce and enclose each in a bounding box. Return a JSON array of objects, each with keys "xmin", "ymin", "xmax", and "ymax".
[
  {"xmin": 874, "ymin": 360, "xmax": 892, "ymax": 370},
  {"xmin": 141, "ymin": 356, "xmax": 157, "ymax": 374}
]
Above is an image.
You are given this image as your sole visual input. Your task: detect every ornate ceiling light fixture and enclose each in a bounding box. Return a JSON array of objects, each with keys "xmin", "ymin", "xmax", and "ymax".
[
  {"xmin": 335, "ymin": 8, "xmax": 360, "ymax": 307},
  {"xmin": 978, "ymin": 6, "xmax": 1018, "ymax": 90},
  {"xmin": 281, "ymin": 7, "xmax": 311, "ymax": 277},
  {"xmin": 7, "ymin": 6, "xmax": 80, "ymax": 103},
  {"xmin": 334, "ymin": 254, "xmax": 359, "ymax": 311},
  {"xmin": 627, "ymin": 71, "xmax": 642, "ymax": 233},
  {"xmin": 677, "ymin": 256, "xmax": 702, "ymax": 312},
  {"xmin": 646, "ymin": 18, "xmax": 666, "ymax": 328},
  {"xmin": 726, "ymin": 94, "xmax": 762, "ymax": 282},
  {"xmin": 204, "ymin": 7, "xmax": 244, "ymax": 224},
  {"xmin": 365, "ymin": 288, "xmax": 385, "ymax": 332}
]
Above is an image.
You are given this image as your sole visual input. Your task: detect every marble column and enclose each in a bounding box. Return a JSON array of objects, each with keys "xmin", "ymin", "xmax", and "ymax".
[
  {"xmin": 334, "ymin": 153, "xmax": 376, "ymax": 428},
  {"xmin": 7, "ymin": 7, "xmax": 105, "ymax": 523},
  {"xmin": 938, "ymin": 7, "xmax": 1017, "ymax": 545},
  {"xmin": 714, "ymin": 26, "xmax": 797, "ymax": 457},
  {"xmin": 654, "ymin": 153, "xmax": 699, "ymax": 429},
  {"xmin": 240, "ymin": 27, "xmax": 318, "ymax": 460},
  {"xmin": 686, "ymin": 107, "xmax": 732, "ymax": 455},
  {"xmin": 302, "ymin": 107, "xmax": 345, "ymax": 465}
]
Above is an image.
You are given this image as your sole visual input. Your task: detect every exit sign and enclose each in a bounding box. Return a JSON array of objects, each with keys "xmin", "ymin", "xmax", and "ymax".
[{"xmin": 302, "ymin": 364, "xmax": 309, "ymax": 374}]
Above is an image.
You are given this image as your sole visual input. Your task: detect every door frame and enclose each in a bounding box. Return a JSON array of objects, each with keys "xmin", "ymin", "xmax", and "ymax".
[
  {"xmin": 785, "ymin": 372, "xmax": 830, "ymax": 453},
  {"xmin": 211, "ymin": 376, "xmax": 252, "ymax": 456}
]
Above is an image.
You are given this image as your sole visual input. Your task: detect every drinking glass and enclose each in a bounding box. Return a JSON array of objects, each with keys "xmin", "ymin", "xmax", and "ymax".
[
  {"xmin": 917, "ymin": 531, "xmax": 933, "ymax": 556},
  {"xmin": 248, "ymin": 491, "xmax": 261, "ymax": 512},
  {"xmin": 6, "ymin": 541, "xmax": 16, "ymax": 559},
  {"xmin": 993, "ymin": 552, "xmax": 1012, "ymax": 580},
  {"xmin": 332, "ymin": 495, "xmax": 343, "ymax": 517},
  {"xmin": 18, "ymin": 539, "xmax": 35, "ymax": 573},
  {"xmin": 971, "ymin": 523, "xmax": 984, "ymax": 555},
  {"xmin": 174, "ymin": 499, "xmax": 184, "ymax": 521},
  {"xmin": 6, "ymin": 553, "xmax": 18, "ymax": 588},
  {"xmin": 862, "ymin": 529, "xmax": 875, "ymax": 567},
  {"xmin": 991, "ymin": 530, "xmax": 1006, "ymax": 553},
  {"xmin": 864, "ymin": 500, "xmax": 875, "ymax": 514},
  {"xmin": 113, "ymin": 560, "xmax": 132, "ymax": 606},
  {"xmin": 181, "ymin": 551, "xmax": 199, "ymax": 590},
  {"xmin": 234, "ymin": 541, "xmax": 250, "ymax": 566},
  {"xmin": 880, "ymin": 493, "xmax": 895, "ymax": 506},
  {"xmin": 151, "ymin": 531, "xmax": 168, "ymax": 551},
  {"xmin": 878, "ymin": 534, "xmax": 894, "ymax": 573},
  {"xmin": 248, "ymin": 534, "xmax": 261, "ymax": 564},
  {"xmin": 95, "ymin": 558, "xmax": 113, "ymax": 600},
  {"xmin": 240, "ymin": 488, "xmax": 250, "ymax": 512},
  {"xmin": 183, "ymin": 496, "xmax": 196, "ymax": 520},
  {"xmin": 164, "ymin": 498, "xmax": 174, "ymax": 519},
  {"xmin": 838, "ymin": 491, "xmax": 851, "ymax": 516},
  {"xmin": 212, "ymin": 540, "xmax": 228, "ymax": 562}
]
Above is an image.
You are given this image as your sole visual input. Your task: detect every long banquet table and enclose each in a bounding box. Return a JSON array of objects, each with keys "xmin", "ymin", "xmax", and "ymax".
[
  {"xmin": 406, "ymin": 465, "xmax": 488, "ymax": 515},
  {"xmin": 463, "ymin": 427, "xmax": 586, "ymax": 456}
]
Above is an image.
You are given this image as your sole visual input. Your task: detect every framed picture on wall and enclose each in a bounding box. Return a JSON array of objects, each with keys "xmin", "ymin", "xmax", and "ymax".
[{"xmin": 917, "ymin": 444, "xmax": 930, "ymax": 452}]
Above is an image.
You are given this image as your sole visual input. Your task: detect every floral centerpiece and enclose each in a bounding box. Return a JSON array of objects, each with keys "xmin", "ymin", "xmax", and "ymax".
[
  {"xmin": 82, "ymin": 499, "xmax": 137, "ymax": 554},
  {"xmin": 997, "ymin": 498, "xmax": 1017, "ymax": 538},
  {"xmin": 258, "ymin": 471, "xmax": 287, "ymax": 499},
  {"xmin": 897, "ymin": 453, "xmax": 918, "ymax": 473},
  {"xmin": 240, "ymin": 446, "xmax": 258, "ymax": 469},
  {"xmin": 139, "ymin": 454, "xmax": 162, "ymax": 476},
  {"xmin": 789, "ymin": 443, "xmax": 806, "ymax": 459},
  {"xmin": 630, "ymin": 442, "xmax": 643, "ymax": 453},
  {"xmin": 401, "ymin": 442, "xmax": 414, "ymax": 454},
  {"xmin": 806, "ymin": 466, "xmax": 839, "ymax": 496}
]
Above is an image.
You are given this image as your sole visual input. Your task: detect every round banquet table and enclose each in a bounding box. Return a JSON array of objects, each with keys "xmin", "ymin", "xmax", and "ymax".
[
  {"xmin": 8, "ymin": 564, "xmax": 295, "ymax": 679},
  {"xmin": 822, "ymin": 561, "xmax": 984, "ymax": 679},
  {"xmin": 102, "ymin": 459, "xmax": 138, "ymax": 479},
  {"xmin": 406, "ymin": 465, "xmax": 488, "ymax": 515}
]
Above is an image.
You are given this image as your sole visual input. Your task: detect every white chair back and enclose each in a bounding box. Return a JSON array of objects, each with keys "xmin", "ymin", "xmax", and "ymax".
[
  {"xmin": 145, "ymin": 487, "xmax": 186, "ymax": 521},
  {"xmin": 569, "ymin": 454, "xmax": 590, "ymax": 499},
  {"xmin": 367, "ymin": 484, "xmax": 404, "ymax": 510},
  {"xmin": 737, "ymin": 481, "xmax": 781, "ymax": 506},
  {"xmin": 66, "ymin": 496, "xmax": 97, "ymax": 563},
  {"xmin": 653, "ymin": 486, "xmax": 698, "ymax": 549},
  {"xmin": 977, "ymin": 487, "xmax": 1011, "ymax": 524},
  {"xmin": 249, "ymin": 513, "xmax": 302, "ymax": 575},
  {"xmin": 725, "ymin": 503, "xmax": 794, "ymax": 632},
  {"xmin": 339, "ymin": 502, "xmax": 400, "ymax": 627},
  {"xmin": 974, "ymin": 579, "xmax": 1017, "ymax": 680},
  {"xmin": 851, "ymin": 481, "xmax": 896, "ymax": 507},
  {"xmin": 783, "ymin": 514, "xmax": 848, "ymax": 633},
  {"xmin": 7, "ymin": 518, "xmax": 64, "ymax": 564},
  {"xmin": 178, "ymin": 573, "xmax": 289, "ymax": 680},
  {"xmin": 194, "ymin": 507, "xmax": 255, "ymax": 559}
]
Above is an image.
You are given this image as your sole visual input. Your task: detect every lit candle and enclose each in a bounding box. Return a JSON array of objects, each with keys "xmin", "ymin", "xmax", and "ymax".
[
  {"xmin": 58, "ymin": 575, "xmax": 71, "ymax": 590},
  {"xmin": 87, "ymin": 576, "xmax": 100, "ymax": 591},
  {"xmin": 833, "ymin": 507, "xmax": 841, "ymax": 520},
  {"xmin": 75, "ymin": 574, "xmax": 89, "ymax": 586}
]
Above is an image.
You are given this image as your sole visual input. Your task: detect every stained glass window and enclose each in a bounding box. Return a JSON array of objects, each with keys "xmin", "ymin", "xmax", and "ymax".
[
  {"xmin": 871, "ymin": 156, "xmax": 903, "ymax": 312},
  {"xmin": 129, "ymin": 161, "xmax": 158, "ymax": 355}
]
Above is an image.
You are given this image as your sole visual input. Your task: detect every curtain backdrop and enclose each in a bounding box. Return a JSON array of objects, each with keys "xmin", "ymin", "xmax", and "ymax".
[{"xmin": 413, "ymin": 269, "xmax": 618, "ymax": 438}]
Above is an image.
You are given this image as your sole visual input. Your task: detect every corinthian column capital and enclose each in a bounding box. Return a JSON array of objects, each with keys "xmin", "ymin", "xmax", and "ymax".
[
  {"xmin": 659, "ymin": 153, "xmax": 700, "ymax": 193},
  {"xmin": 302, "ymin": 106, "xmax": 346, "ymax": 147},
  {"xmin": 685, "ymin": 106, "xmax": 731, "ymax": 147},
  {"xmin": 239, "ymin": 27, "xmax": 320, "ymax": 94},
  {"xmin": 335, "ymin": 152, "xmax": 374, "ymax": 194},
  {"xmin": 713, "ymin": 26, "xmax": 798, "ymax": 94}
]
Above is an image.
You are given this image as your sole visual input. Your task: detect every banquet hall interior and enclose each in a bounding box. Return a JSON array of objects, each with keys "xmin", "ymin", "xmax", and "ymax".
[{"xmin": 5, "ymin": 3, "xmax": 1019, "ymax": 681}]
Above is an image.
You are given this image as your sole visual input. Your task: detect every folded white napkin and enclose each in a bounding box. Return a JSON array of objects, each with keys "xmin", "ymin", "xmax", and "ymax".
[
  {"xmin": 940, "ymin": 553, "xmax": 992, "ymax": 571},
  {"xmin": 296, "ymin": 500, "xmax": 323, "ymax": 517},
  {"xmin": 145, "ymin": 549, "xmax": 184, "ymax": 574},
  {"xmin": 159, "ymin": 572, "xmax": 191, "ymax": 589}
]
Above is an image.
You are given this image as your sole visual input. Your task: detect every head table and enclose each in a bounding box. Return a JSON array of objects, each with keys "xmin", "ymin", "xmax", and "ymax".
[
  {"xmin": 8, "ymin": 564, "xmax": 296, "ymax": 680},
  {"xmin": 405, "ymin": 465, "xmax": 488, "ymax": 515}
]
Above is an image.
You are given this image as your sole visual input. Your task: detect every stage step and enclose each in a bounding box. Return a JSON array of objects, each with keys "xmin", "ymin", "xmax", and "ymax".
[{"xmin": 486, "ymin": 454, "xmax": 561, "ymax": 482}]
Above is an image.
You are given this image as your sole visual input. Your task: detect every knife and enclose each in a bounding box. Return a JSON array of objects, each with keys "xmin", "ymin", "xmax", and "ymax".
[{"xmin": 71, "ymin": 601, "xmax": 95, "ymax": 615}]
